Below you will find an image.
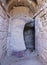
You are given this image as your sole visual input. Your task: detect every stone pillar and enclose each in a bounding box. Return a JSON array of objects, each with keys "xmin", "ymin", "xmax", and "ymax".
[{"xmin": 0, "ymin": 5, "xmax": 8, "ymax": 62}]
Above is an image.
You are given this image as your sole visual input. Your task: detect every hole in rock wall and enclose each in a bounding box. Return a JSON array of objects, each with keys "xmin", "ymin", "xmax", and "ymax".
[{"xmin": 24, "ymin": 23, "xmax": 35, "ymax": 52}]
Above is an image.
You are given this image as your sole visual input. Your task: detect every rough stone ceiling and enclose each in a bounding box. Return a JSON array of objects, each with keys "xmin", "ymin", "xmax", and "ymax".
[
  {"xmin": 0, "ymin": 0, "xmax": 38, "ymax": 17},
  {"xmin": 1, "ymin": 0, "xmax": 37, "ymax": 4},
  {"xmin": 6, "ymin": 0, "xmax": 37, "ymax": 13}
]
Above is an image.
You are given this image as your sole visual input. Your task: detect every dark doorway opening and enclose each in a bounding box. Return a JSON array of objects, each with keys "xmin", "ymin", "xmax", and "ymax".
[{"xmin": 24, "ymin": 23, "xmax": 35, "ymax": 52}]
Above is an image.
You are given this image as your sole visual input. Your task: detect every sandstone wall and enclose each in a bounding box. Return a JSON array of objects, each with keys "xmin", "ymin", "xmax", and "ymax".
[
  {"xmin": 10, "ymin": 7, "xmax": 30, "ymax": 16},
  {"xmin": 35, "ymin": 3, "xmax": 47, "ymax": 65},
  {"xmin": 10, "ymin": 6, "xmax": 34, "ymax": 17},
  {"xmin": 0, "ymin": 5, "xmax": 8, "ymax": 63}
]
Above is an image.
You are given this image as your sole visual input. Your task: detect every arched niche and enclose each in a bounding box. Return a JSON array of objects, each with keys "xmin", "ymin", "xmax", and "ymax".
[{"xmin": 23, "ymin": 20, "xmax": 35, "ymax": 52}]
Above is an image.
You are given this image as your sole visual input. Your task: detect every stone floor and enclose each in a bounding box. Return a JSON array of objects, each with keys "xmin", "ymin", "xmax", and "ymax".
[{"xmin": 1, "ymin": 50, "xmax": 43, "ymax": 65}]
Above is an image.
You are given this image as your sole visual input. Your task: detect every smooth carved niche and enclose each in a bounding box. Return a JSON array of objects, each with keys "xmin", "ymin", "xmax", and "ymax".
[{"xmin": 7, "ymin": 16, "xmax": 34, "ymax": 54}]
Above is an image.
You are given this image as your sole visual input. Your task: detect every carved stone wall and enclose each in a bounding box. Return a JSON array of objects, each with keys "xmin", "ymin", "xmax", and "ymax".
[
  {"xmin": 35, "ymin": 3, "xmax": 47, "ymax": 65},
  {"xmin": 10, "ymin": 7, "xmax": 30, "ymax": 16},
  {"xmin": 0, "ymin": 5, "xmax": 8, "ymax": 62}
]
